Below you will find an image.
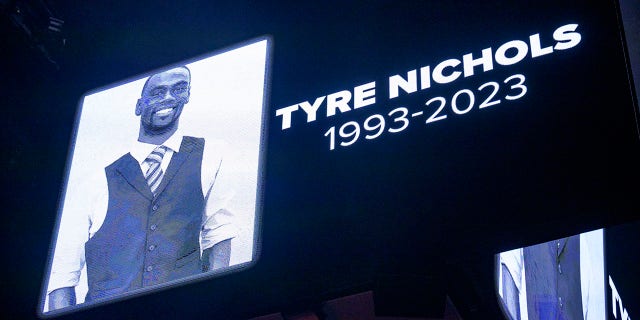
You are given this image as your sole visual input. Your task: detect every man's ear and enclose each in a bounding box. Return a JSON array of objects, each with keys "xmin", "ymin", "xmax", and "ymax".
[{"xmin": 135, "ymin": 99, "xmax": 143, "ymax": 116}]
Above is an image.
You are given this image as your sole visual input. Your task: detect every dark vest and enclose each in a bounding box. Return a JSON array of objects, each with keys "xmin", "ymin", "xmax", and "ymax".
[
  {"xmin": 85, "ymin": 136, "xmax": 205, "ymax": 302},
  {"xmin": 523, "ymin": 236, "xmax": 583, "ymax": 320}
]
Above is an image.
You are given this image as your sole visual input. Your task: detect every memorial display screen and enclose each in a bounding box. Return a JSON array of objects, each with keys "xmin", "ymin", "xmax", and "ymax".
[{"xmin": 39, "ymin": 38, "xmax": 269, "ymax": 316}]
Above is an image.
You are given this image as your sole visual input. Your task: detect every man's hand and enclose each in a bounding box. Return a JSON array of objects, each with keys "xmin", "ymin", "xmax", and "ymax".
[
  {"xmin": 48, "ymin": 287, "xmax": 76, "ymax": 311},
  {"xmin": 202, "ymin": 239, "xmax": 231, "ymax": 272}
]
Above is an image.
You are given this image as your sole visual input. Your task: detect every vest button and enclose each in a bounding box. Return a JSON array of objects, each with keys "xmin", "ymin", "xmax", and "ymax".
[
  {"xmin": 146, "ymin": 265, "xmax": 153, "ymax": 272},
  {"xmin": 150, "ymin": 224, "xmax": 157, "ymax": 231},
  {"xmin": 148, "ymin": 245, "xmax": 156, "ymax": 251}
]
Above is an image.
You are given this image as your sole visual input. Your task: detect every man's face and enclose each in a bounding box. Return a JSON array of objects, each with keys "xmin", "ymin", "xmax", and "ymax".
[{"xmin": 136, "ymin": 67, "xmax": 191, "ymax": 134}]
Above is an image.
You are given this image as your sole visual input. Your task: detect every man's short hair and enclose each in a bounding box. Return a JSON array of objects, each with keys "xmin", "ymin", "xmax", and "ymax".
[{"xmin": 141, "ymin": 66, "xmax": 191, "ymax": 95}]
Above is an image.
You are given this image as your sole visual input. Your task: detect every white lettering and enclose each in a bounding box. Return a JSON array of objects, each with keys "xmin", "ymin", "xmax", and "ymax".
[
  {"xmin": 495, "ymin": 40, "xmax": 529, "ymax": 66},
  {"xmin": 530, "ymin": 33, "xmax": 554, "ymax": 58},
  {"xmin": 433, "ymin": 59, "xmax": 462, "ymax": 84},
  {"xmin": 554, "ymin": 23, "xmax": 581, "ymax": 50},
  {"xmin": 277, "ymin": 22, "xmax": 582, "ymax": 131},
  {"xmin": 463, "ymin": 48, "xmax": 494, "ymax": 77},
  {"xmin": 420, "ymin": 66, "xmax": 431, "ymax": 90},
  {"xmin": 299, "ymin": 96, "xmax": 326, "ymax": 123},
  {"xmin": 389, "ymin": 70, "xmax": 417, "ymax": 99},
  {"xmin": 610, "ymin": 276, "xmax": 632, "ymax": 320},
  {"xmin": 327, "ymin": 90, "xmax": 352, "ymax": 117},
  {"xmin": 354, "ymin": 81, "xmax": 376, "ymax": 109},
  {"xmin": 275, "ymin": 104, "xmax": 299, "ymax": 130}
]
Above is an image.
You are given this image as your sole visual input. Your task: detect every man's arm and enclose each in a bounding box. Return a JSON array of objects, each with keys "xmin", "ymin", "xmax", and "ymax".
[
  {"xmin": 48, "ymin": 287, "xmax": 76, "ymax": 311},
  {"xmin": 202, "ymin": 239, "xmax": 231, "ymax": 272},
  {"xmin": 200, "ymin": 141, "xmax": 237, "ymax": 272},
  {"xmin": 47, "ymin": 173, "xmax": 108, "ymax": 312}
]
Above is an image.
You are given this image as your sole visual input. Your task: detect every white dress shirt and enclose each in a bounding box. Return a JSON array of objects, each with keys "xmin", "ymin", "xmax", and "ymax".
[{"xmin": 47, "ymin": 132, "xmax": 237, "ymax": 296}]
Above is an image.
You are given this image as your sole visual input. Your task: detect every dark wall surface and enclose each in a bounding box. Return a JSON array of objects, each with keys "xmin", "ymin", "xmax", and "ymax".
[{"xmin": 2, "ymin": 1, "xmax": 639, "ymax": 319}]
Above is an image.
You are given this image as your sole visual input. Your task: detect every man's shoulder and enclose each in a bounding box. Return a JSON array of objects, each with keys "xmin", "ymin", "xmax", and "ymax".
[
  {"xmin": 182, "ymin": 136, "xmax": 227, "ymax": 154},
  {"xmin": 105, "ymin": 153, "xmax": 136, "ymax": 171},
  {"xmin": 183, "ymin": 136, "xmax": 205, "ymax": 144},
  {"xmin": 180, "ymin": 136, "xmax": 206, "ymax": 153}
]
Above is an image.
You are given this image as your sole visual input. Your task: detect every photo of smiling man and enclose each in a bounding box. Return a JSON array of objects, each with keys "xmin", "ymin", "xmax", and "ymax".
[{"xmin": 42, "ymin": 39, "xmax": 268, "ymax": 314}]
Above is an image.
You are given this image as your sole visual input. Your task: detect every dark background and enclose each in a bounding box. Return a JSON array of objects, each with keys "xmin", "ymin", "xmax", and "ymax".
[{"xmin": 1, "ymin": 0, "xmax": 638, "ymax": 319}]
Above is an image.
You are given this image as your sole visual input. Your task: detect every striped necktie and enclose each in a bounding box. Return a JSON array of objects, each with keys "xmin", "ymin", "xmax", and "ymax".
[{"xmin": 144, "ymin": 145, "xmax": 167, "ymax": 196}]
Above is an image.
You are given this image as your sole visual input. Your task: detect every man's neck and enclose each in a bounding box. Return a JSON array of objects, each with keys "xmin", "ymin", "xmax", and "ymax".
[{"xmin": 137, "ymin": 124, "xmax": 178, "ymax": 145}]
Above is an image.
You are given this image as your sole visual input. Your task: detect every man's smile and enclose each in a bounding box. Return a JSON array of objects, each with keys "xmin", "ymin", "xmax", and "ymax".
[{"xmin": 154, "ymin": 107, "xmax": 175, "ymax": 117}]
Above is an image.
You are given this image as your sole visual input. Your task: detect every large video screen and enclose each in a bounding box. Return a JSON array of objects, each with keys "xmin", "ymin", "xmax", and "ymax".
[
  {"xmin": 497, "ymin": 220, "xmax": 639, "ymax": 320},
  {"xmin": 497, "ymin": 229, "xmax": 606, "ymax": 320},
  {"xmin": 39, "ymin": 38, "xmax": 269, "ymax": 316}
]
